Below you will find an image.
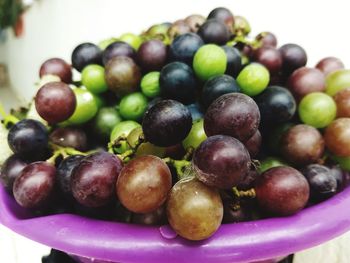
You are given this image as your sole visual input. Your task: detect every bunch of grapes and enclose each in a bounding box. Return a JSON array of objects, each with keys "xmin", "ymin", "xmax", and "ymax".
[{"xmin": 1, "ymin": 6, "xmax": 350, "ymax": 242}]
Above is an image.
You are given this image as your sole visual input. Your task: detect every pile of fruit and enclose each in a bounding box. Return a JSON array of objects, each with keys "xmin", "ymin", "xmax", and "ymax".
[{"xmin": 1, "ymin": 7, "xmax": 350, "ymax": 242}]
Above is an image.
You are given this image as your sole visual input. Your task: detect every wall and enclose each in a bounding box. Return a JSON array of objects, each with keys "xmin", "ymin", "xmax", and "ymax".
[{"xmin": 0, "ymin": 0, "xmax": 350, "ymax": 102}]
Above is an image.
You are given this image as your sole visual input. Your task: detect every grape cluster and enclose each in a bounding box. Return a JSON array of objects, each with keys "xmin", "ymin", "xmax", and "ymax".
[{"xmin": 1, "ymin": 6, "xmax": 350, "ymax": 242}]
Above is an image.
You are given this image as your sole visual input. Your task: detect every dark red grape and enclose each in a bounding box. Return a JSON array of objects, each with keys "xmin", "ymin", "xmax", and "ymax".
[
  {"xmin": 35, "ymin": 82, "xmax": 76, "ymax": 124},
  {"xmin": 222, "ymin": 201, "xmax": 252, "ymax": 223},
  {"xmin": 334, "ymin": 88, "xmax": 350, "ymax": 118},
  {"xmin": 0, "ymin": 155, "xmax": 28, "ymax": 193},
  {"xmin": 8, "ymin": 119, "xmax": 48, "ymax": 158},
  {"xmin": 56, "ymin": 155, "xmax": 84, "ymax": 199},
  {"xmin": 131, "ymin": 206, "xmax": 166, "ymax": 226},
  {"xmin": 167, "ymin": 20, "xmax": 191, "ymax": 41},
  {"xmin": 184, "ymin": 14, "xmax": 206, "ymax": 32},
  {"xmin": 50, "ymin": 127, "xmax": 87, "ymax": 151},
  {"xmin": 169, "ymin": 33, "xmax": 204, "ymax": 65},
  {"xmin": 116, "ymin": 155, "xmax": 172, "ymax": 213},
  {"xmin": 71, "ymin": 43, "xmax": 102, "ymax": 72},
  {"xmin": 253, "ymin": 47, "xmax": 282, "ymax": 75},
  {"xmin": 207, "ymin": 7, "xmax": 235, "ymax": 29},
  {"xmin": 102, "ymin": 41, "xmax": 136, "ymax": 65},
  {"xmin": 237, "ymin": 163, "xmax": 259, "ymax": 190},
  {"xmin": 142, "ymin": 100, "xmax": 192, "ymax": 147},
  {"xmin": 316, "ymin": 57, "xmax": 345, "ymax": 76},
  {"xmin": 39, "ymin": 58, "xmax": 72, "ymax": 83},
  {"xmin": 287, "ymin": 67, "xmax": 325, "ymax": 101},
  {"xmin": 255, "ymin": 32, "xmax": 277, "ymax": 48},
  {"xmin": 302, "ymin": 164, "xmax": 337, "ymax": 201},
  {"xmin": 137, "ymin": 40, "xmax": 167, "ymax": 71},
  {"xmin": 204, "ymin": 93, "xmax": 260, "ymax": 141},
  {"xmin": 243, "ymin": 130, "xmax": 261, "ymax": 158},
  {"xmin": 281, "ymin": 124, "xmax": 324, "ymax": 166},
  {"xmin": 279, "ymin": 43, "xmax": 307, "ymax": 75},
  {"xmin": 222, "ymin": 46, "xmax": 242, "ymax": 77},
  {"xmin": 255, "ymin": 166, "xmax": 309, "ymax": 216},
  {"xmin": 324, "ymin": 118, "xmax": 350, "ymax": 157},
  {"xmin": 105, "ymin": 56, "xmax": 141, "ymax": 97},
  {"xmin": 13, "ymin": 162, "xmax": 56, "ymax": 208},
  {"xmin": 198, "ymin": 19, "xmax": 230, "ymax": 45},
  {"xmin": 193, "ymin": 135, "xmax": 251, "ymax": 189},
  {"xmin": 71, "ymin": 152, "xmax": 123, "ymax": 207}
]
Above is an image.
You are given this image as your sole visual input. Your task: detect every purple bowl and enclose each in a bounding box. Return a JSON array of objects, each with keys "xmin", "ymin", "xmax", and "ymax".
[{"xmin": 1, "ymin": 185, "xmax": 350, "ymax": 263}]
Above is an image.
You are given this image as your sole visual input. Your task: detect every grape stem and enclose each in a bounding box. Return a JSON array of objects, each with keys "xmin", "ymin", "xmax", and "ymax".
[
  {"xmin": 232, "ymin": 187, "xmax": 256, "ymax": 199},
  {"xmin": 110, "ymin": 134, "xmax": 146, "ymax": 162},
  {"xmin": 163, "ymin": 157, "xmax": 191, "ymax": 179},
  {"xmin": 0, "ymin": 101, "xmax": 20, "ymax": 126},
  {"xmin": 183, "ymin": 147, "xmax": 194, "ymax": 161}
]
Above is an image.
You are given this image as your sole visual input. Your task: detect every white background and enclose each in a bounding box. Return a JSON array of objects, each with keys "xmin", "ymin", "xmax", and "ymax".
[{"xmin": 1, "ymin": 0, "xmax": 350, "ymax": 262}]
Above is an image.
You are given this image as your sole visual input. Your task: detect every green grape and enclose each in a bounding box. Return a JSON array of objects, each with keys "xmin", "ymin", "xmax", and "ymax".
[
  {"xmin": 119, "ymin": 33, "xmax": 143, "ymax": 50},
  {"xmin": 110, "ymin": 120, "xmax": 140, "ymax": 153},
  {"xmin": 140, "ymin": 72, "xmax": 161, "ymax": 98},
  {"xmin": 119, "ymin": 92, "xmax": 148, "ymax": 121},
  {"xmin": 93, "ymin": 106, "xmax": 123, "ymax": 140},
  {"xmin": 81, "ymin": 65, "xmax": 108, "ymax": 94},
  {"xmin": 182, "ymin": 119, "xmax": 207, "ymax": 150},
  {"xmin": 258, "ymin": 157, "xmax": 287, "ymax": 173},
  {"xmin": 236, "ymin": 63, "xmax": 270, "ymax": 96},
  {"xmin": 98, "ymin": 37, "xmax": 119, "ymax": 50},
  {"xmin": 325, "ymin": 69, "xmax": 350, "ymax": 96}
]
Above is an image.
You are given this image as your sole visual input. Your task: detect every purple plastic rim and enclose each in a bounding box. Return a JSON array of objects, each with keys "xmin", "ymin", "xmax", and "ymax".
[{"xmin": 1, "ymin": 185, "xmax": 350, "ymax": 263}]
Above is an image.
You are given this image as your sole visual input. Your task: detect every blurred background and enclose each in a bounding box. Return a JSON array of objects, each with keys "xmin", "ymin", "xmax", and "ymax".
[{"xmin": 1, "ymin": 0, "xmax": 350, "ymax": 262}]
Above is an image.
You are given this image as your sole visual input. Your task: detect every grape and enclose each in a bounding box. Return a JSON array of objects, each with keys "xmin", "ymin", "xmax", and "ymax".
[
  {"xmin": 71, "ymin": 152, "xmax": 123, "ymax": 207},
  {"xmin": 204, "ymin": 93, "xmax": 260, "ymax": 142},
  {"xmin": 182, "ymin": 119, "xmax": 207, "ymax": 150},
  {"xmin": 13, "ymin": 162, "xmax": 56, "ymax": 208},
  {"xmin": 329, "ymin": 165, "xmax": 345, "ymax": 191},
  {"xmin": 281, "ymin": 124, "xmax": 324, "ymax": 166},
  {"xmin": 324, "ymin": 118, "xmax": 350, "ymax": 157},
  {"xmin": 334, "ymin": 88, "xmax": 350, "ymax": 118},
  {"xmin": 201, "ymin": 74, "xmax": 240, "ymax": 109},
  {"xmin": 71, "ymin": 43, "xmax": 102, "ymax": 72},
  {"xmin": 302, "ymin": 164, "xmax": 337, "ymax": 201},
  {"xmin": 8, "ymin": 119, "xmax": 48, "ymax": 157},
  {"xmin": 167, "ymin": 21, "xmax": 191, "ymax": 41},
  {"xmin": 160, "ymin": 62, "xmax": 197, "ymax": 104},
  {"xmin": 119, "ymin": 92, "xmax": 148, "ymax": 121},
  {"xmin": 81, "ymin": 64, "xmax": 108, "ymax": 94},
  {"xmin": 258, "ymin": 157, "xmax": 287, "ymax": 173},
  {"xmin": 137, "ymin": 40, "xmax": 167, "ymax": 71},
  {"xmin": 222, "ymin": 46, "xmax": 242, "ymax": 77},
  {"xmin": 255, "ymin": 86, "xmax": 296, "ymax": 124},
  {"xmin": 243, "ymin": 130, "xmax": 261, "ymax": 158},
  {"xmin": 164, "ymin": 144, "xmax": 186, "ymax": 160},
  {"xmin": 166, "ymin": 177, "xmax": 223, "ymax": 241},
  {"xmin": 237, "ymin": 164, "xmax": 259, "ymax": 190},
  {"xmin": 119, "ymin": 33, "xmax": 143, "ymax": 50},
  {"xmin": 116, "ymin": 155, "xmax": 171, "ymax": 213},
  {"xmin": 140, "ymin": 71, "xmax": 161, "ymax": 98},
  {"xmin": 56, "ymin": 155, "xmax": 84, "ymax": 199},
  {"xmin": 255, "ymin": 32, "xmax": 277, "ymax": 47},
  {"xmin": 253, "ymin": 47, "xmax": 282, "ymax": 75},
  {"xmin": 222, "ymin": 201, "xmax": 252, "ymax": 223},
  {"xmin": 236, "ymin": 63, "xmax": 270, "ymax": 96},
  {"xmin": 93, "ymin": 106, "xmax": 122, "ymax": 140},
  {"xmin": 39, "ymin": 58, "xmax": 72, "ymax": 84},
  {"xmin": 298, "ymin": 92, "xmax": 336, "ymax": 128},
  {"xmin": 255, "ymin": 166, "xmax": 309, "ymax": 216},
  {"xmin": 279, "ymin": 43, "xmax": 307, "ymax": 75},
  {"xmin": 105, "ymin": 56, "xmax": 141, "ymax": 97},
  {"xmin": 110, "ymin": 120, "xmax": 141, "ymax": 154},
  {"xmin": 325, "ymin": 69, "xmax": 350, "ymax": 96},
  {"xmin": 131, "ymin": 206, "xmax": 166, "ymax": 226},
  {"xmin": 184, "ymin": 14, "xmax": 206, "ymax": 32},
  {"xmin": 234, "ymin": 16, "xmax": 251, "ymax": 35},
  {"xmin": 287, "ymin": 67, "xmax": 325, "ymax": 101},
  {"xmin": 169, "ymin": 33, "xmax": 204, "ymax": 65},
  {"xmin": 142, "ymin": 100, "xmax": 192, "ymax": 147},
  {"xmin": 50, "ymin": 127, "xmax": 87, "ymax": 151},
  {"xmin": 146, "ymin": 23, "xmax": 170, "ymax": 39},
  {"xmin": 197, "ymin": 19, "xmax": 230, "ymax": 45},
  {"xmin": 267, "ymin": 123, "xmax": 294, "ymax": 154},
  {"xmin": 0, "ymin": 155, "xmax": 28, "ymax": 193},
  {"xmin": 193, "ymin": 135, "xmax": 251, "ymax": 189},
  {"xmin": 102, "ymin": 41, "xmax": 136, "ymax": 65},
  {"xmin": 207, "ymin": 7, "xmax": 235, "ymax": 29},
  {"xmin": 316, "ymin": 57, "xmax": 344, "ymax": 76},
  {"xmin": 186, "ymin": 103, "xmax": 204, "ymax": 122}
]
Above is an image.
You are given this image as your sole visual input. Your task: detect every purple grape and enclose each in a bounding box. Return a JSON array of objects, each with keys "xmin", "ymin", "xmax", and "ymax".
[{"xmin": 0, "ymin": 155, "xmax": 28, "ymax": 193}]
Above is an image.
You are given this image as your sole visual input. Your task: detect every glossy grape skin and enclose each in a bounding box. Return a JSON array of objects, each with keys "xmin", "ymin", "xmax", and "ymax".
[
  {"xmin": 81, "ymin": 64, "xmax": 108, "ymax": 94},
  {"xmin": 243, "ymin": 130, "xmax": 261, "ymax": 158},
  {"xmin": 253, "ymin": 47, "xmax": 282, "ymax": 75},
  {"xmin": 160, "ymin": 62, "xmax": 197, "ymax": 104},
  {"xmin": 137, "ymin": 40, "xmax": 167, "ymax": 72},
  {"xmin": 186, "ymin": 103, "xmax": 204, "ymax": 122},
  {"xmin": 334, "ymin": 88, "xmax": 350, "ymax": 118},
  {"xmin": 255, "ymin": 32, "xmax": 277, "ymax": 47},
  {"xmin": 184, "ymin": 14, "xmax": 206, "ymax": 32},
  {"xmin": 222, "ymin": 46, "xmax": 242, "ymax": 77},
  {"xmin": 236, "ymin": 63, "xmax": 270, "ymax": 96},
  {"xmin": 279, "ymin": 43, "xmax": 307, "ymax": 75},
  {"xmin": 13, "ymin": 162, "xmax": 56, "ymax": 208},
  {"xmin": 197, "ymin": 19, "xmax": 230, "ymax": 45},
  {"xmin": 325, "ymin": 69, "xmax": 350, "ymax": 96},
  {"xmin": 39, "ymin": 58, "xmax": 72, "ymax": 83},
  {"xmin": 281, "ymin": 124, "xmax": 324, "ymax": 166},
  {"xmin": 201, "ymin": 74, "xmax": 240, "ymax": 109},
  {"xmin": 116, "ymin": 155, "xmax": 171, "ymax": 213},
  {"xmin": 35, "ymin": 82, "xmax": 76, "ymax": 124},
  {"xmin": 255, "ymin": 166, "xmax": 309, "ymax": 216},
  {"xmin": 119, "ymin": 92, "xmax": 148, "ymax": 121},
  {"xmin": 105, "ymin": 56, "xmax": 141, "ymax": 97},
  {"xmin": 71, "ymin": 43, "xmax": 102, "ymax": 72},
  {"xmin": 193, "ymin": 135, "xmax": 251, "ymax": 189},
  {"xmin": 166, "ymin": 177, "xmax": 223, "ymax": 241},
  {"xmin": 141, "ymin": 72, "xmax": 161, "ymax": 98},
  {"xmin": 93, "ymin": 107, "xmax": 122, "ymax": 140},
  {"xmin": 142, "ymin": 100, "xmax": 192, "ymax": 147},
  {"xmin": 0, "ymin": 155, "xmax": 28, "ymax": 193},
  {"xmin": 302, "ymin": 164, "xmax": 337, "ymax": 201},
  {"xmin": 204, "ymin": 93, "xmax": 260, "ymax": 142},
  {"xmin": 316, "ymin": 57, "xmax": 344, "ymax": 76},
  {"xmin": 182, "ymin": 119, "xmax": 207, "ymax": 150},
  {"xmin": 50, "ymin": 127, "xmax": 87, "ymax": 151},
  {"xmin": 56, "ymin": 155, "xmax": 84, "ymax": 199},
  {"xmin": 287, "ymin": 67, "xmax": 325, "ymax": 101},
  {"xmin": 8, "ymin": 119, "xmax": 48, "ymax": 158},
  {"xmin": 169, "ymin": 33, "xmax": 204, "ymax": 65},
  {"xmin": 131, "ymin": 206, "xmax": 166, "ymax": 226},
  {"xmin": 255, "ymin": 86, "xmax": 296, "ymax": 124},
  {"xmin": 324, "ymin": 118, "xmax": 350, "ymax": 157},
  {"xmin": 207, "ymin": 7, "xmax": 235, "ymax": 29},
  {"xmin": 71, "ymin": 152, "xmax": 123, "ymax": 207},
  {"xmin": 102, "ymin": 41, "xmax": 136, "ymax": 65}
]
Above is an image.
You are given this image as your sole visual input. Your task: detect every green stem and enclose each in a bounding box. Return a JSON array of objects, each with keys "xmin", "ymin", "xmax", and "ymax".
[
  {"xmin": 49, "ymin": 143, "xmax": 90, "ymax": 157},
  {"xmin": 0, "ymin": 101, "xmax": 19, "ymax": 125},
  {"xmin": 163, "ymin": 157, "xmax": 191, "ymax": 180},
  {"xmin": 232, "ymin": 187, "xmax": 256, "ymax": 199},
  {"xmin": 46, "ymin": 150, "xmax": 62, "ymax": 165},
  {"xmin": 183, "ymin": 147, "xmax": 194, "ymax": 161}
]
